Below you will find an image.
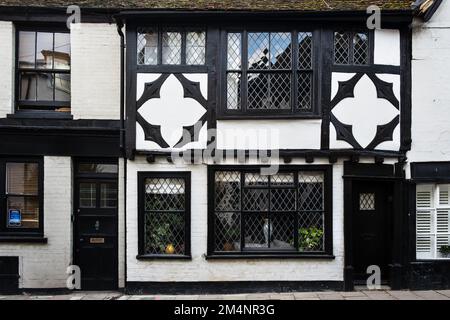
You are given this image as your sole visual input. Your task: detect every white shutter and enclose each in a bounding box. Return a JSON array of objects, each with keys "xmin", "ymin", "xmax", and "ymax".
[
  {"xmin": 416, "ymin": 185, "xmax": 434, "ymax": 259},
  {"xmin": 439, "ymin": 185, "xmax": 450, "ymax": 206},
  {"xmin": 436, "ymin": 185, "xmax": 450, "ymax": 258}
]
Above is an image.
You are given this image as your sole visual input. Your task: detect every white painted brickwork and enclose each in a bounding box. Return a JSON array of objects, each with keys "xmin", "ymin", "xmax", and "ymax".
[
  {"xmin": 0, "ymin": 157, "xmax": 72, "ymax": 289},
  {"xmin": 71, "ymin": 23, "xmax": 121, "ymax": 120},
  {"xmin": 126, "ymin": 157, "xmax": 344, "ymax": 282},
  {"xmin": 0, "ymin": 21, "xmax": 14, "ymax": 118},
  {"xmin": 408, "ymin": 2, "xmax": 450, "ymax": 177}
]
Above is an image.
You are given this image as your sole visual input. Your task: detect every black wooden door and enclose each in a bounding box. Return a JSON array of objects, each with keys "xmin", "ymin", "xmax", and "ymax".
[
  {"xmin": 352, "ymin": 182, "xmax": 392, "ymax": 281},
  {"xmin": 74, "ymin": 179, "xmax": 118, "ymax": 290}
]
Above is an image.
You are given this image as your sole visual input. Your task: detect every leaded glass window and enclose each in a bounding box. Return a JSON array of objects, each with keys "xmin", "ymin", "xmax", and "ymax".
[
  {"xmin": 139, "ymin": 173, "xmax": 190, "ymax": 258},
  {"xmin": 225, "ymin": 30, "xmax": 316, "ymax": 115},
  {"xmin": 138, "ymin": 27, "xmax": 206, "ymax": 66},
  {"xmin": 210, "ymin": 168, "xmax": 331, "ymax": 256},
  {"xmin": 334, "ymin": 31, "xmax": 370, "ymax": 65}
]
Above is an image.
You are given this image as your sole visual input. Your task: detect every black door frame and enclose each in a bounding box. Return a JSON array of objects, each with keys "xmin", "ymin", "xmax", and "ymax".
[
  {"xmin": 73, "ymin": 158, "xmax": 119, "ymax": 290},
  {"xmin": 343, "ymin": 162, "xmax": 406, "ymax": 291}
]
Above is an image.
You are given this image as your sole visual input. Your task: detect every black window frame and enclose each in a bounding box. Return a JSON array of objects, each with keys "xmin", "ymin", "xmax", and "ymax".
[
  {"xmin": 0, "ymin": 157, "xmax": 44, "ymax": 238},
  {"xmin": 219, "ymin": 28, "xmax": 321, "ymax": 120},
  {"xmin": 137, "ymin": 25, "xmax": 207, "ymax": 68},
  {"xmin": 137, "ymin": 171, "xmax": 191, "ymax": 260},
  {"xmin": 333, "ymin": 30, "xmax": 374, "ymax": 66},
  {"xmin": 14, "ymin": 24, "xmax": 71, "ymax": 117},
  {"xmin": 207, "ymin": 165, "xmax": 333, "ymax": 259}
]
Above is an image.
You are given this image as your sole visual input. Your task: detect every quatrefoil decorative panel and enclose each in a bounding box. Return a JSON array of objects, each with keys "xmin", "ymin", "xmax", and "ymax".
[
  {"xmin": 136, "ymin": 73, "xmax": 208, "ymax": 150},
  {"xmin": 329, "ymin": 72, "xmax": 401, "ymax": 151}
]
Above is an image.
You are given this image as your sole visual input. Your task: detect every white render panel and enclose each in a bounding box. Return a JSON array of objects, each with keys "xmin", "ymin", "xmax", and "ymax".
[
  {"xmin": 330, "ymin": 72, "xmax": 400, "ymax": 150},
  {"xmin": 374, "ymin": 29, "xmax": 400, "ymax": 66},
  {"xmin": 0, "ymin": 157, "xmax": 72, "ymax": 289},
  {"xmin": 136, "ymin": 73, "xmax": 208, "ymax": 151},
  {"xmin": 407, "ymin": 4, "xmax": 450, "ymax": 178},
  {"xmin": 217, "ymin": 120, "xmax": 322, "ymax": 150},
  {"xmin": 71, "ymin": 24, "xmax": 121, "ymax": 120},
  {"xmin": 0, "ymin": 21, "xmax": 14, "ymax": 118},
  {"xmin": 126, "ymin": 157, "xmax": 344, "ymax": 282}
]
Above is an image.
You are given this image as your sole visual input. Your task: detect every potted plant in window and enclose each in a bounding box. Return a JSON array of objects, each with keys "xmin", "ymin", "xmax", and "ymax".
[
  {"xmin": 298, "ymin": 227, "xmax": 324, "ymax": 252},
  {"xmin": 223, "ymin": 226, "xmax": 240, "ymax": 252},
  {"xmin": 439, "ymin": 245, "xmax": 450, "ymax": 258}
]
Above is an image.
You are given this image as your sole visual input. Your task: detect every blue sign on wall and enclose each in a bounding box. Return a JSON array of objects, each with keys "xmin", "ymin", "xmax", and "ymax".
[{"xmin": 8, "ymin": 210, "xmax": 22, "ymax": 227}]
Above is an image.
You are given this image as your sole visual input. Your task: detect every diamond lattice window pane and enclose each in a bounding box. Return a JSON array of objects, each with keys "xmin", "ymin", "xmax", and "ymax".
[
  {"xmin": 271, "ymin": 214, "xmax": 295, "ymax": 249},
  {"xmin": 145, "ymin": 178, "xmax": 185, "ymax": 211},
  {"xmin": 298, "ymin": 172, "xmax": 324, "ymax": 211},
  {"xmin": 270, "ymin": 188, "xmax": 296, "ymax": 212},
  {"xmin": 144, "ymin": 211, "xmax": 185, "ymax": 255},
  {"xmin": 215, "ymin": 171, "xmax": 241, "ymax": 211},
  {"xmin": 270, "ymin": 73, "xmax": 291, "ymax": 109},
  {"xmin": 162, "ymin": 31, "xmax": 182, "ymax": 65},
  {"xmin": 270, "ymin": 32, "xmax": 292, "ymax": 69},
  {"xmin": 227, "ymin": 33, "xmax": 242, "ymax": 70},
  {"xmin": 227, "ymin": 72, "xmax": 242, "ymax": 110},
  {"xmin": 214, "ymin": 211, "xmax": 241, "ymax": 252},
  {"xmin": 243, "ymin": 215, "xmax": 268, "ymax": 248},
  {"xmin": 353, "ymin": 32, "xmax": 369, "ymax": 65},
  {"xmin": 186, "ymin": 31, "xmax": 206, "ymax": 65},
  {"xmin": 245, "ymin": 173, "xmax": 269, "ymax": 186},
  {"xmin": 360, "ymin": 193, "xmax": 375, "ymax": 211},
  {"xmin": 334, "ymin": 31, "xmax": 350, "ymax": 65},
  {"xmin": 137, "ymin": 29, "xmax": 158, "ymax": 65},
  {"xmin": 271, "ymin": 173, "xmax": 295, "ymax": 186},
  {"xmin": 297, "ymin": 72, "xmax": 313, "ymax": 110},
  {"xmin": 298, "ymin": 211, "xmax": 325, "ymax": 252},
  {"xmin": 248, "ymin": 32, "xmax": 270, "ymax": 70},
  {"xmin": 248, "ymin": 73, "xmax": 291, "ymax": 110},
  {"xmin": 243, "ymin": 189, "xmax": 269, "ymax": 212},
  {"xmin": 298, "ymin": 32, "xmax": 313, "ymax": 70},
  {"xmin": 247, "ymin": 73, "xmax": 269, "ymax": 109}
]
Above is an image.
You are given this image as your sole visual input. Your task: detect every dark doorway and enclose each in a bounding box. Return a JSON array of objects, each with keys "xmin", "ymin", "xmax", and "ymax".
[
  {"xmin": 73, "ymin": 160, "xmax": 118, "ymax": 290},
  {"xmin": 352, "ymin": 182, "xmax": 393, "ymax": 282}
]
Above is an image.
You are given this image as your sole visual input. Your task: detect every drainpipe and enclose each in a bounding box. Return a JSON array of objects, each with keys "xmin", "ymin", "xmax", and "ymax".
[{"xmin": 113, "ymin": 15, "xmax": 127, "ymax": 292}]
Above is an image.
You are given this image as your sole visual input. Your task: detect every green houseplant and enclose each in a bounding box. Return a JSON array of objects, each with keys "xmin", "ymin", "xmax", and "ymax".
[
  {"xmin": 298, "ymin": 227, "xmax": 324, "ymax": 251},
  {"xmin": 440, "ymin": 245, "xmax": 450, "ymax": 258}
]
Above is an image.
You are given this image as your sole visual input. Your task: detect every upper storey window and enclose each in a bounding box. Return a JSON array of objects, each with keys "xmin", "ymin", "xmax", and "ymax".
[
  {"xmin": 223, "ymin": 30, "xmax": 317, "ymax": 118},
  {"xmin": 137, "ymin": 28, "xmax": 206, "ymax": 66},
  {"xmin": 17, "ymin": 29, "xmax": 71, "ymax": 114},
  {"xmin": 334, "ymin": 31, "xmax": 370, "ymax": 65}
]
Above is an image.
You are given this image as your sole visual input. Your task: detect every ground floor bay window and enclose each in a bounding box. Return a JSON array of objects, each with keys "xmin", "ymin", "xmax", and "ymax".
[{"xmin": 207, "ymin": 166, "xmax": 333, "ymax": 258}]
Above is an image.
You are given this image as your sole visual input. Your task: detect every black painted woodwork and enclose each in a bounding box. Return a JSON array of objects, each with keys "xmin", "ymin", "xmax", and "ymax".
[
  {"xmin": 0, "ymin": 257, "xmax": 19, "ymax": 294},
  {"xmin": 73, "ymin": 159, "xmax": 119, "ymax": 290},
  {"xmin": 352, "ymin": 182, "xmax": 392, "ymax": 281}
]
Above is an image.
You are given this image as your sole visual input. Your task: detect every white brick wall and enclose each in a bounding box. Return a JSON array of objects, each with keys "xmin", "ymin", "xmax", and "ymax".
[
  {"xmin": 126, "ymin": 157, "xmax": 344, "ymax": 282},
  {"xmin": 71, "ymin": 23, "xmax": 121, "ymax": 120},
  {"xmin": 0, "ymin": 21, "xmax": 14, "ymax": 118},
  {"xmin": 0, "ymin": 157, "xmax": 72, "ymax": 289},
  {"xmin": 407, "ymin": 2, "xmax": 450, "ymax": 177}
]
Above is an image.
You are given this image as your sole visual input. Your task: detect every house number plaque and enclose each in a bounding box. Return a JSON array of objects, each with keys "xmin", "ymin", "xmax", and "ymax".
[{"xmin": 90, "ymin": 238, "xmax": 105, "ymax": 244}]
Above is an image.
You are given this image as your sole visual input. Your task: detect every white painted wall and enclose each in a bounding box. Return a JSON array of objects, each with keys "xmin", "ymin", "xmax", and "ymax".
[
  {"xmin": 0, "ymin": 21, "xmax": 14, "ymax": 118},
  {"xmin": 217, "ymin": 120, "xmax": 322, "ymax": 150},
  {"xmin": 0, "ymin": 157, "xmax": 72, "ymax": 289},
  {"xmin": 407, "ymin": 1, "xmax": 450, "ymax": 177},
  {"xmin": 71, "ymin": 23, "xmax": 121, "ymax": 120},
  {"xmin": 136, "ymin": 73, "xmax": 208, "ymax": 151},
  {"xmin": 374, "ymin": 29, "xmax": 400, "ymax": 66},
  {"xmin": 329, "ymin": 72, "xmax": 400, "ymax": 151},
  {"xmin": 126, "ymin": 157, "xmax": 344, "ymax": 283}
]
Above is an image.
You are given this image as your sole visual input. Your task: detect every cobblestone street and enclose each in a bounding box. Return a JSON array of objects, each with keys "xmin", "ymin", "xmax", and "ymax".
[{"xmin": 0, "ymin": 290, "xmax": 449, "ymax": 300}]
